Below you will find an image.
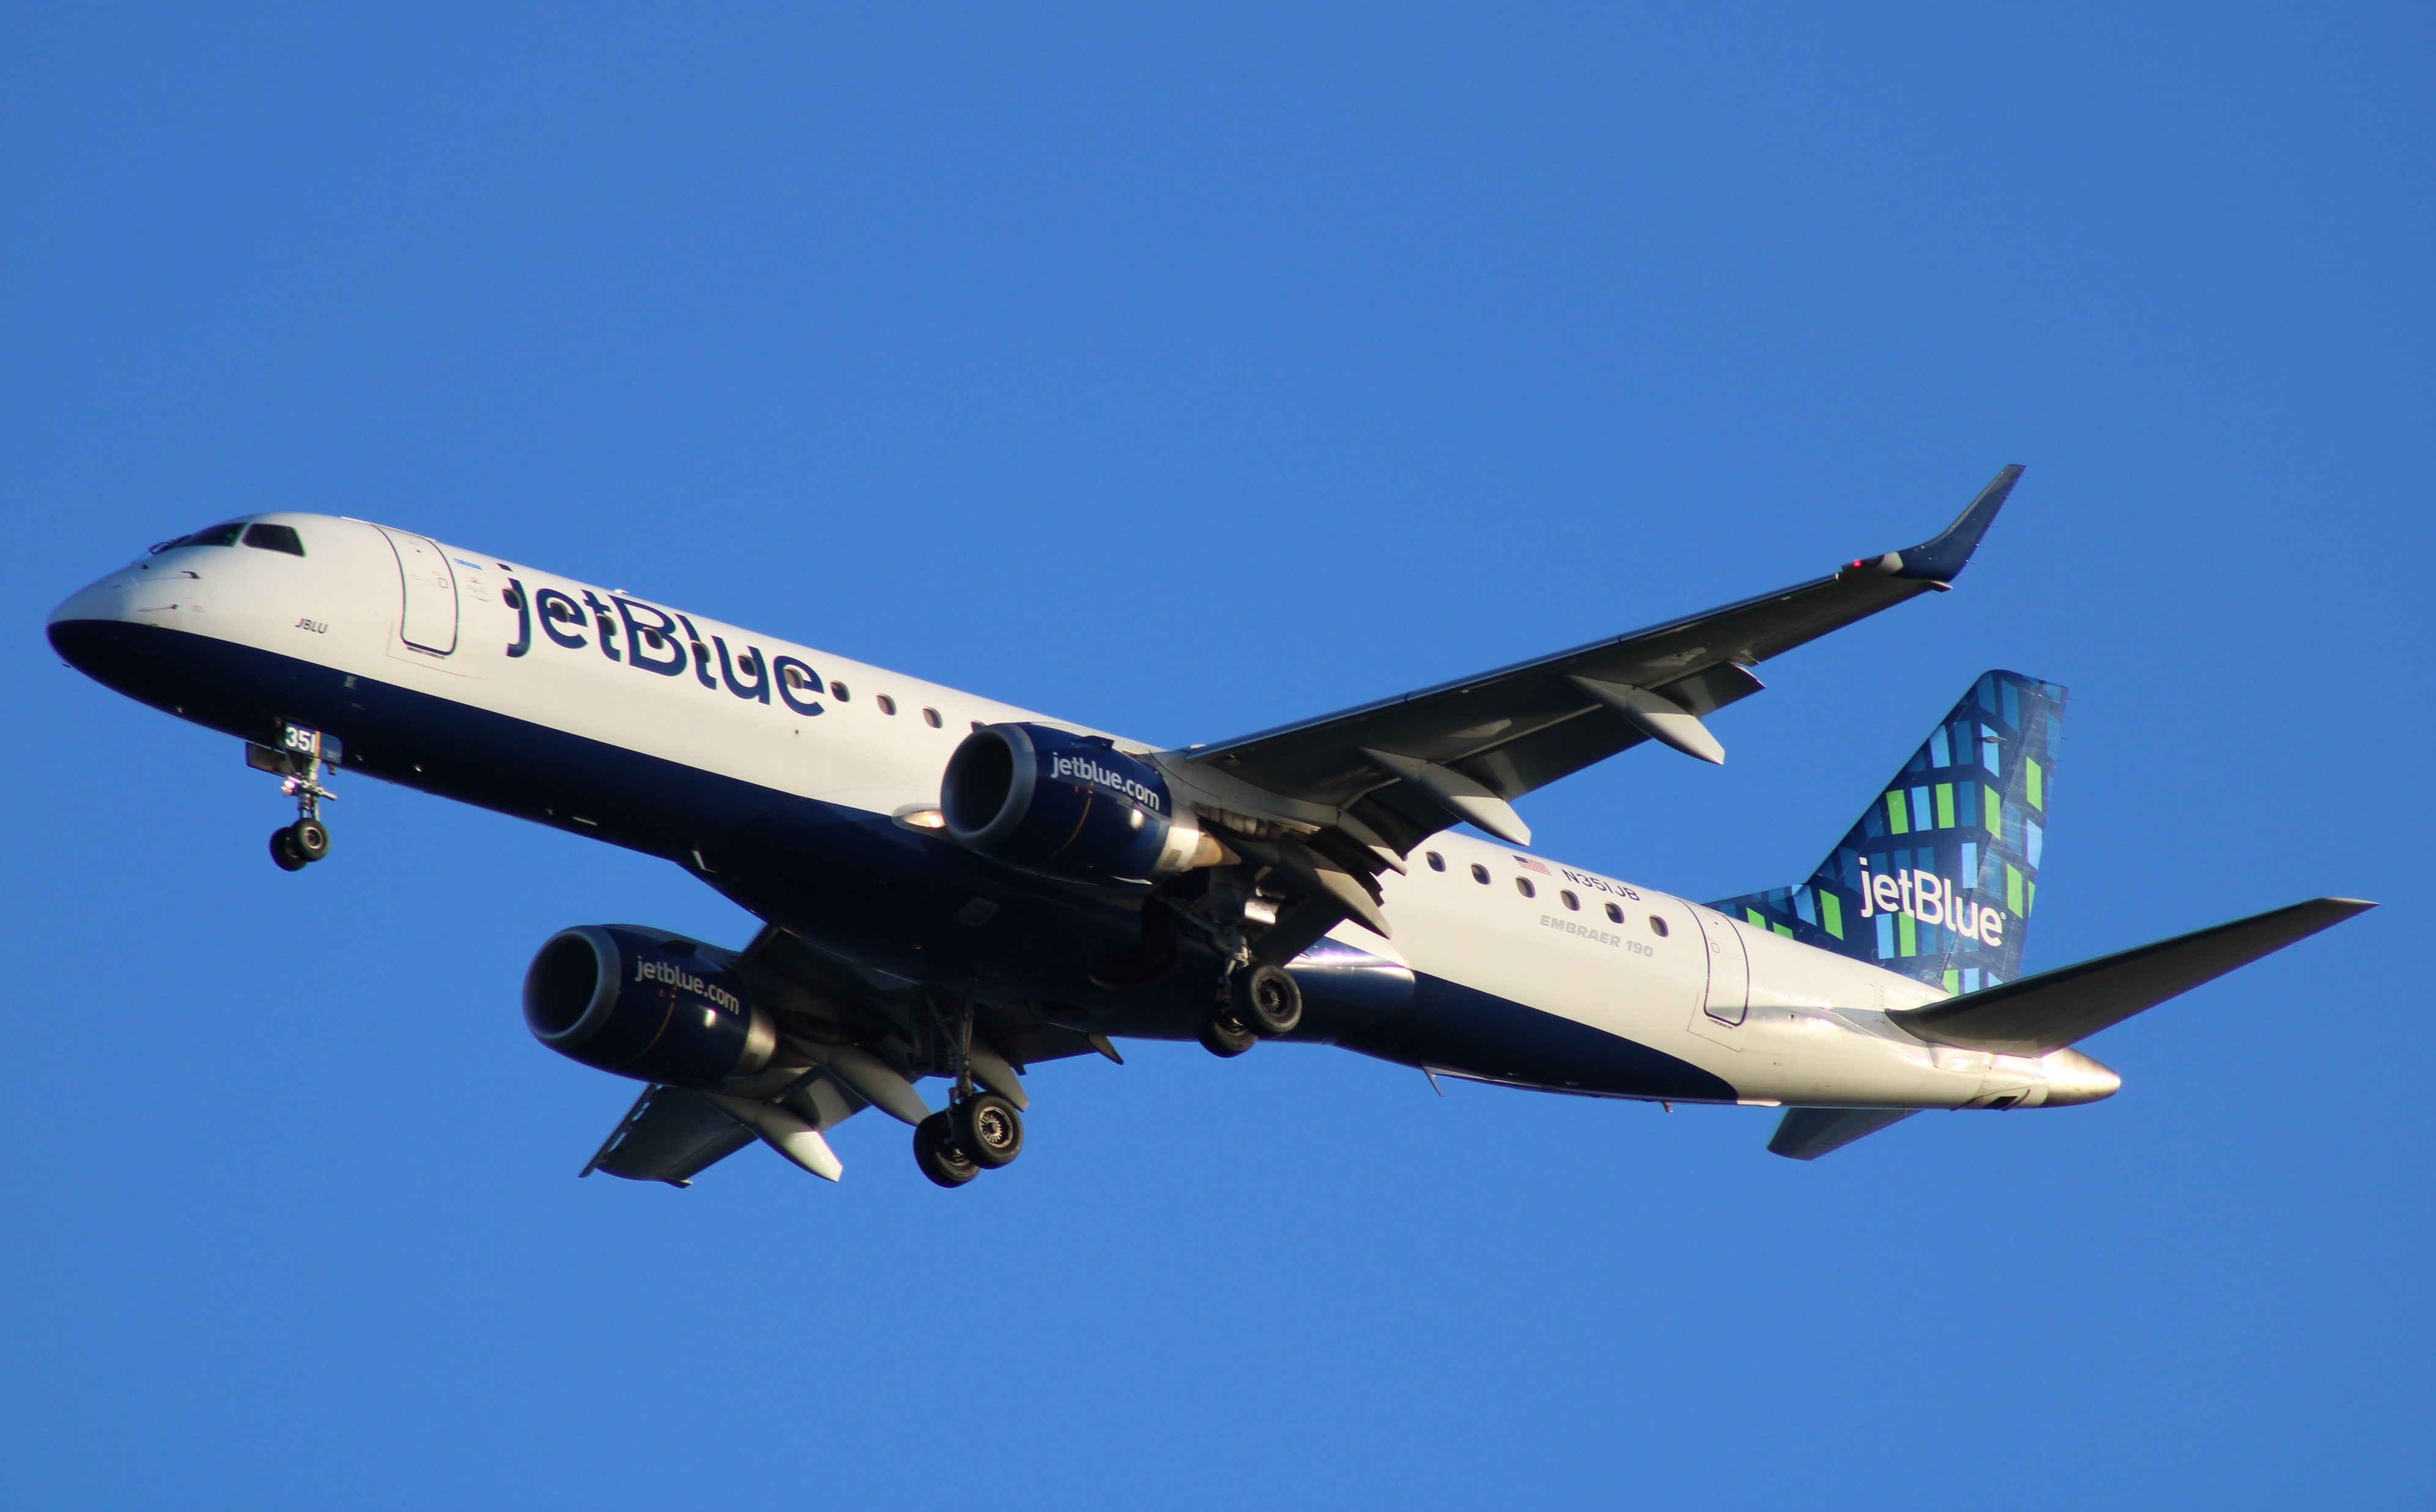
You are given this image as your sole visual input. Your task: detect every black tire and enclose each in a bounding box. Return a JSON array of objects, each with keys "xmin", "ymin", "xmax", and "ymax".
[
  {"xmin": 1198, "ymin": 1009, "xmax": 1257, "ymax": 1058},
  {"xmin": 955, "ymin": 1093, "xmax": 1024, "ymax": 1169},
  {"xmin": 290, "ymin": 817, "xmax": 331, "ymax": 862},
  {"xmin": 1230, "ymin": 963, "xmax": 1303, "ymax": 1038},
  {"xmin": 270, "ymin": 827, "xmax": 308, "ymax": 872},
  {"xmin": 913, "ymin": 1112, "xmax": 978, "ymax": 1188}
]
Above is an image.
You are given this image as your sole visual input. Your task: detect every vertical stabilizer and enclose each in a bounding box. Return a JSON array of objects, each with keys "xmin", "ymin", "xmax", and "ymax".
[{"xmin": 1712, "ymin": 671, "xmax": 2066, "ymax": 992}]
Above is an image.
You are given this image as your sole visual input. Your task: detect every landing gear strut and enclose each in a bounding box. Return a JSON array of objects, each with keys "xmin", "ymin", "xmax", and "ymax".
[
  {"xmin": 913, "ymin": 1003, "xmax": 1027, "ymax": 1188},
  {"xmin": 250, "ymin": 725, "xmax": 340, "ymax": 872}
]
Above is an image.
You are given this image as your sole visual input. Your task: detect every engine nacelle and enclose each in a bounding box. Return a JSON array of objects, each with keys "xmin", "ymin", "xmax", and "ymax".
[
  {"xmin": 523, "ymin": 925, "xmax": 778, "ymax": 1088},
  {"xmin": 942, "ymin": 722, "xmax": 1222, "ymax": 885}
]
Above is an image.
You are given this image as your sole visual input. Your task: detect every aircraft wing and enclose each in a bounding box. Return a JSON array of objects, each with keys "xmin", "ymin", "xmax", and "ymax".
[
  {"xmin": 577, "ymin": 924, "xmax": 1117, "ymax": 1188},
  {"xmin": 1182, "ymin": 467, "xmax": 2023, "ymax": 854}
]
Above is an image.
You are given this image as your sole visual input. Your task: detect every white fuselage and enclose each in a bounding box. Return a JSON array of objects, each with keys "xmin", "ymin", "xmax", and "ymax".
[{"xmin": 50, "ymin": 513, "xmax": 2116, "ymax": 1113}]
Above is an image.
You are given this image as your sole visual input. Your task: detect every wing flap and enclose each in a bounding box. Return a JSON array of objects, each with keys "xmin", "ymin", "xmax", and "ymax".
[{"xmin": 1889, "ymin": 897, "xmax": 2375, "ymax": 1056}]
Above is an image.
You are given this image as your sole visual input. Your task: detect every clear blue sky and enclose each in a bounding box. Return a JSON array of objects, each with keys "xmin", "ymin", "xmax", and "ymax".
[{"xmin": 4, "ymin": 6, "xmax": 2427, "ymax": 1506}]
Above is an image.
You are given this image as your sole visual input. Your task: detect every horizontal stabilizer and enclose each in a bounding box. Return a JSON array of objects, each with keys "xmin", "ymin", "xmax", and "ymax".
[
  {"xmin": 1768, "ymin": 1107, "xmax": 1918, "ymax": 1160},
  {"xmin": 1890, "ymin": 897, "xmax": 2375, "ymax": 1056}
]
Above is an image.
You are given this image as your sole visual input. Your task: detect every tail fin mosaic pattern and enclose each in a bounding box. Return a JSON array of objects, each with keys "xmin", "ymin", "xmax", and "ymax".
[{"xmin": 1711, "ymin": 670, "xmax": 2066, "ymax": 994}]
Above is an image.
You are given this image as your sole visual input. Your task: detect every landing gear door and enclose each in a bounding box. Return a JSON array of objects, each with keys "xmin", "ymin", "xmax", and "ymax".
[
  {"xmin": 1690, "ymin": 904, "xmax": 1750, "ymax": 1029},
  {"xmin": 376, "ymin": 526, "xmax": 459, "ymax": 655}
]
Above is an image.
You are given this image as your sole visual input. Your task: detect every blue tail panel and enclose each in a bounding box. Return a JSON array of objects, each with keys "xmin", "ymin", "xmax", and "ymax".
[{"xmin": 1712, "ymin": 671, "xmax": 2067, "ymax": 991}]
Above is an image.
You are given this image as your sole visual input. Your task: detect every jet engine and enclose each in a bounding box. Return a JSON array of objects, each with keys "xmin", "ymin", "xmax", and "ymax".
[
  {"xmin": 942, "ymin": 722, "xmax": 1227, "ymax": 885},
  {"xmin": 524, "ymin": 925, "xmax": 779, "ymax": 1088}
]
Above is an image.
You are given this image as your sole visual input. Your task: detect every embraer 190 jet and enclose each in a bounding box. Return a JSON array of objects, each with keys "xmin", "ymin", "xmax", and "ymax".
[{"xmin": 48, "ymin": 468, "xmax": 2369, "ymax": 1183}]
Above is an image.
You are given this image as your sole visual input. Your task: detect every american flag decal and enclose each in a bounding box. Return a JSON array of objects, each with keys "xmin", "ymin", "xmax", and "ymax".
[{"xmin": 1516, "ymin": 856, "xmax": 1550, "ymax": 875}]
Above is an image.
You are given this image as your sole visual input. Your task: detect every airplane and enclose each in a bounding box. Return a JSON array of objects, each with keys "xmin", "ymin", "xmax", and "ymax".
[{"xmin": 46, "ymin": 467, "xmax": 2372, "ymax": 1183}]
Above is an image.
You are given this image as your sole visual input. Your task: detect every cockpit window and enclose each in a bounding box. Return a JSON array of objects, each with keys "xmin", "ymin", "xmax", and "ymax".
[
  {"xmin": 242, "ymin": 523, "xmax": 305, "ymax": 556},
  {"xmin": 150, "ymin": 521, "xmax": 245, "ymax": 553}
]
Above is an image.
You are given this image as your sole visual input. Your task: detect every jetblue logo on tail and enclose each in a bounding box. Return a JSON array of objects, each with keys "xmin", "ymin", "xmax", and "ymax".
[
  {"xmin": 1709, "ymin": 669, "xmax": 2065, "ymax": 993},
  {"xmin": 1858, "ymin": 859, "xmax": 2004, "ymax": 946}
]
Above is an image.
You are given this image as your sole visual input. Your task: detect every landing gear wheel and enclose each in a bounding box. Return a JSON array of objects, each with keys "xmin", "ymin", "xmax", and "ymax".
[
  {"xmin": 955, "ymin": 1093, "xmax": 1025, "ymax": 1169},
  {"xmin": 1198, "ymin": 1009, "xmax": 1257, "ymax": 1058},
  {"xmin": 1230, "ymin": 963, "xmax": 1303, "ymax": 1038},
  {"xmin": 913, "ymin": 1112, "xmax": 979, "ymax": 1188},
  {"xmin": 289, "ymin": 817, "xmax": 331, "ymax": 863},
  {"xmin": 270, "ymin": 827, "xmax": 308, "ymax": 872}
]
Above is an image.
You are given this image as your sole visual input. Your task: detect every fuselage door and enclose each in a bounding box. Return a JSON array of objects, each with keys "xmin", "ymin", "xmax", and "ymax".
[
  {"xmin": 1691, "ymin": 905, "xmax": 1750, "ymax": 1027},
  {"xmin": 377, "ymin": 526, "xmax": 459, "ymax": 655}
]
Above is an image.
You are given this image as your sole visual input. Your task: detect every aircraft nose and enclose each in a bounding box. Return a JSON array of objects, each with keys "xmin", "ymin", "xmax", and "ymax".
[
  {"xmin": 50, "ymin": 572, "xmax": 130, "ymax": 632},
  {"xmin": 47, "ymin": 567, "xmax": 155, "ymax": 685},
  {"xmin": 2040, "ymin": 1048, "xmax": 2123, "ymax": 1106}
]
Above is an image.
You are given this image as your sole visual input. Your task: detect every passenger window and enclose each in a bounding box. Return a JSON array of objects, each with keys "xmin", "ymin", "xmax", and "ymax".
[
  {"xmin": 923, "ymin": 707, "xmax": 943, "ymax": 728},
  {"xmin": 1604, "ymin": 902, "xmax": 1624, "ymax": 923},
  {"xmin": 1470, "ymin": 863, "xmax": 1490, "ymax": 884},
  {"xmin": 829, "ymin": 681, "xmax": 851, "ymax": 701},
  {"xmin": 783, "ymin": 666, "xmax": 814, "ymax": 691},
  {"xmin": 1561, "ymin": 890, "xmax": 1580, "ymax": 910},
  {"xmin": 876, "ymin": 695, "xmax": 897, "ymax": 715},
  {"xmin": 241, "ymin": 523, "xmax": 305, "ymax": 556},
  {"xmin": 1515, "ymin": 877, "xmax": 1535, "ymax": 899},
  {"xmin": 1425, "ymin": 851, "xmax": 1445, "ymax": 872},
  {"xmin": 1649, "ymin": 916, "xmax": 1670, "ymax": 937}
]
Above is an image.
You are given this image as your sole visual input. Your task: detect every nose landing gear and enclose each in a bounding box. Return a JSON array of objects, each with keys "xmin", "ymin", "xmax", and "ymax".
[
  {"xmin": 249, "ymin": 725, "xmax": 340, "ymax": 872},
  {"xmin": 269, "ymin": 817, "xmax": 331, "ymax": 871}
]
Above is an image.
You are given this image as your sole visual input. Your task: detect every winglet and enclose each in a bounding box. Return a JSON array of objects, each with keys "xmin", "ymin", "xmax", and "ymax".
[{"xmin": 1890, "ymin": 464, "xmax": 2024, "ymax": 583}]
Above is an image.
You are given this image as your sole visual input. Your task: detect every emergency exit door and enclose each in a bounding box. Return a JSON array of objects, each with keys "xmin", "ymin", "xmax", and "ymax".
[{"xmin": 376, "ymin": 526, "xmax": 459, "ymax": 655}]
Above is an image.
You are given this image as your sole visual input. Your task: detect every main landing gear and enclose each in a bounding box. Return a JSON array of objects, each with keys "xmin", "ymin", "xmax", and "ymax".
[
  {"xmin": 913, "ymin": 1005, "xmax": 1027, "ymax": 1189},
  {"xmin": 249, "ymin": 725, "xmax": 341, "ymax": 872},
  {"xmin": 1198, "ymin": 962, "xmax": 1302, "ymax": 1058},
  {"xmin": 913, "ymin": 1094, "xmax": 1025, "ymax": 1188},
  {"xmin": 1125, "ymin": 868, "xmax": 1304, "ymax": 1059}
]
